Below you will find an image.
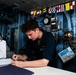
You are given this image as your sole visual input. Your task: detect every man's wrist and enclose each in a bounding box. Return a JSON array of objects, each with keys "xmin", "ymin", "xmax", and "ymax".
[{"xmin": 19, "ymin": 55, "xmax": 26, "ymax": 61}]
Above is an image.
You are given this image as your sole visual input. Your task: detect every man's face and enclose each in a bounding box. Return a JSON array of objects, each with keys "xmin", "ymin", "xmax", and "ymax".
[{"xmin": 25, "ymin": 28, "xmax": 39, "ymax": 41}]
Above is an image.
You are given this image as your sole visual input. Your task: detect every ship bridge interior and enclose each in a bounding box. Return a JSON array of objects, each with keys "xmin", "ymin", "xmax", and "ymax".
[{"xmin": 0, "ymin": 0, "xmax": 76, "ymax": 73}]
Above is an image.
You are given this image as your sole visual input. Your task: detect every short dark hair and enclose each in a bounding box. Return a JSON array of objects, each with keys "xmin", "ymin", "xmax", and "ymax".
[{"xmin": 20, "ymin": 19, "xmax": 39, "ymax": 33}]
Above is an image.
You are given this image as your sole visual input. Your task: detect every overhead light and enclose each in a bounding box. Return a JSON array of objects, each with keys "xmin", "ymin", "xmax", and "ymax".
[{"xmin": 13, "ymin": 3, "xmax": 20, "ymax": 6}]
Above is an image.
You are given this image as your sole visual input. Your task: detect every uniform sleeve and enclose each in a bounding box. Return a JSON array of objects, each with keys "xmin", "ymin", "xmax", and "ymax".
[{"xmin": 42, "ymin": 33, "xmax": 56, "ymax": 61}]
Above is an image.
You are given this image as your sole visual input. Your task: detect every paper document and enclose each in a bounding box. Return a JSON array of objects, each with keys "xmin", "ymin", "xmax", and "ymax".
[
  {"xmin": 0, "ymin": 58, "xmax": 12, "ymax": 67},
  {"xmin": 0, "ymin": 40, "xmax": 6, "ymax": 58}
]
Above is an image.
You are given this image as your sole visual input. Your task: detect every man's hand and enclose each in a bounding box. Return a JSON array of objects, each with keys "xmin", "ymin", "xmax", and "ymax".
[
  {"xmin": 12, "ymin": 54, "xmax": 28, "ymax": 61},
  {"xmin": 12, "ymin": 54, "xmax": 21, "ymax": 61},
  {"xmin": 11, "ymin": 61, "xmax": 24, "ymax": 67}
]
